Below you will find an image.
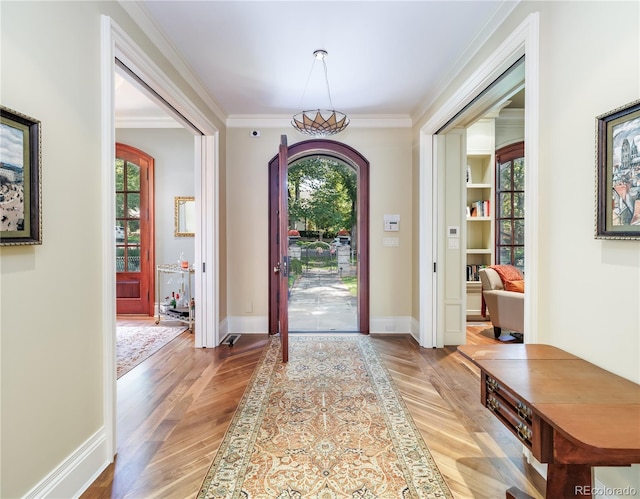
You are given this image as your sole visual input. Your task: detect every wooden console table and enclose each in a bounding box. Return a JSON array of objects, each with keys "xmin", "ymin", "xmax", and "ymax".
[{"xmin": 458, "ymin": 344, "xmax": 640, "ymax": 499}]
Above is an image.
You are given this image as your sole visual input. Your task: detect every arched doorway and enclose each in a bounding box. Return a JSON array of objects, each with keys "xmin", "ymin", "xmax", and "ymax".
[
  {"xmin": 115, "ymin": 143, "xmax": 155, "ymax": 316},
  {"xmin": 268, "ymin": 139, "xmax": 370, "ymax": 335}
]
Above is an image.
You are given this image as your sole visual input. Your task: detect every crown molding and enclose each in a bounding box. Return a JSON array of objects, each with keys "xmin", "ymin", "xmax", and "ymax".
[
  {"xmin": 226, "ymin": 114, "xmax": 412, "ymax": 129},
  {"xmin": 496, "ymin": 108, "xmax": 525, "ymax": 124},
  {"xmin": 118, "ymin": 1, "xmax": 227, "ymax": 123}
]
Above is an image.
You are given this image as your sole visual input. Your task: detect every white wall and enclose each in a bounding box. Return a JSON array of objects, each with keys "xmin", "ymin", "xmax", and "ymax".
[
  {"xmin": 416, "ymin": 0, "xmax": 640, "ymax": 492},
  {"xmin": 0, "ymin": 3, "xmax": 222, "ymax": 497},
  {"xmin": 2, "ymin": 1, "xmax": 638, "ymax": 496},
  {"xmin": 115, "ymin": 128, "xmax": 195, "ymax": 268},
  {"xmin": 225, "ymin": 126, "xmax": 413, "ymax": 333}
]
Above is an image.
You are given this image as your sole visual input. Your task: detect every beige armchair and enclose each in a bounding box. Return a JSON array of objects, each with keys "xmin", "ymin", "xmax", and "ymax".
[{"xmin": 479, "ymin": 267, "xmax": 524, "ymax": 339}]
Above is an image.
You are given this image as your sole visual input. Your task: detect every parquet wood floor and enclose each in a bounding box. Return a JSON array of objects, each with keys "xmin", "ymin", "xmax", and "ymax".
[{"xmin": 81, "ymin": 320, "xmax": 544, "ymax": 498}]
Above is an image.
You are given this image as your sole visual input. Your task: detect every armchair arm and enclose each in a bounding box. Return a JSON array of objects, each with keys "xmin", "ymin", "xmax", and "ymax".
[{"xmin": 482, "ymin": 289, "xmax": 524, "ymax": 333}]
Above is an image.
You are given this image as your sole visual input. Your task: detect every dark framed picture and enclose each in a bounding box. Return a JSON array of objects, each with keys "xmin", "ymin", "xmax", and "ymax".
[
  {"xmin": 0, "ymin": 106, "xmax": 42, "ymax": 245},
  {"xmin": 595, "ymin": 99, "xmax": 640, "ymax": 239}
]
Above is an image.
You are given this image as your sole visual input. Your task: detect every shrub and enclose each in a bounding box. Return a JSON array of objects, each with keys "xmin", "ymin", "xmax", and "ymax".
[{"xmin": 289, "ymin": 258, "xmax": 303, "ymax": 275}]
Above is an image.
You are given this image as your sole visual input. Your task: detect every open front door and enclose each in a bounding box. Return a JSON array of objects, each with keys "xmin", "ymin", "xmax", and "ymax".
[
  {"xmin": 268, "ymin": 138, "xmax": 371, "ymax": 341},
  {"xmin": 277, "ymin": 135, "xmax": 289, "ymax": 362}
]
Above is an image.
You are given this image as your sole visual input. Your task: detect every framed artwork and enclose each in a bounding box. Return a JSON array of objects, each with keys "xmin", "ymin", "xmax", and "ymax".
[
  {"xmin": 595, "ymin": 99, "xmax": 640, "ymax": 239},
  {"xmin": 0, "ymin": 106, "xmax": 42, "ymax": 245}
]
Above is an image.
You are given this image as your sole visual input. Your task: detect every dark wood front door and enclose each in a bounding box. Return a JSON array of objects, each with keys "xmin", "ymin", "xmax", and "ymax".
[
  {"xmin": 115, "ymin": 143, "xmax": 155, "ymax": 315},
  {"xmin": 277, "ymin": 135, "xmax": 290, "ymax": 362},
  {"xmin": 268, "ymin": 139, "xmax": 370, "ymax": 340}
]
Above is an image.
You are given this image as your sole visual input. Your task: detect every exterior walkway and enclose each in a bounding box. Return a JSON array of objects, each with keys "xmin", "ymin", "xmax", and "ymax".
[{"xmin": 288, "ymin": 269, "xmax": 358, "ymax": 331}]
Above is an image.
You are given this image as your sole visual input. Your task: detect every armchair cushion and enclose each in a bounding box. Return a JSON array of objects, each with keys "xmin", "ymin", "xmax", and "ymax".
[
  {"xmin": 490, "ymin": 264, "xmax": 523, "ymax": 285},
  {"xmin": 504, "ymin": 279, "xmax": 524, "ymax": 293}
]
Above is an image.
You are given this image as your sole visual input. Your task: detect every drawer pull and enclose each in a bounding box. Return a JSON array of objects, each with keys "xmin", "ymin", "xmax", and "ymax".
[
  {"xmin": 517, "ymin": 422, "xmax": 532, "ymax": 442},
  {"xmin": 516, "ymin": 402, "xmax": 531, "ymax": 420},
  {"xmin": 487, "ymin": 396, "xmax": 500, "ymax": 412},
  {"xmin": 486, "ymin": 378, "xmax": 499, "ymax": 393}
]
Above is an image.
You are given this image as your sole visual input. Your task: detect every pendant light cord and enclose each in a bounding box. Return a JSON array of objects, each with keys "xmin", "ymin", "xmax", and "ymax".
[
  {"xmin": 322, "ymin": 58, "xmax": 334, "ymax": 110},
  {"xmin": 297, "ymin": 60, "xmax": 316, "ymax": 109},
  {"xmin": 297, "ymin": 51, "xmax": 334, "ymax": 110}
]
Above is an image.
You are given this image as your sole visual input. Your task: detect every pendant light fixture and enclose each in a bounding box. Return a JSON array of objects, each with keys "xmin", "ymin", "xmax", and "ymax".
[{"xmin": 292, "ymin": 49, "xmax": 350, "ymax": 137}]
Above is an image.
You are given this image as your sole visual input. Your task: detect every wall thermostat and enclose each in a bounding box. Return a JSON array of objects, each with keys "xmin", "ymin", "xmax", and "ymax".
[{"xmin": 384, "ymin": 214, "xmax": 400, "ymax": 232}]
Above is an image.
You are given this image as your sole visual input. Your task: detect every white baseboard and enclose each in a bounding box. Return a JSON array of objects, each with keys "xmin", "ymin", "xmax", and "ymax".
[
  {"xmin": 410, "ymin": 317, "xmax": 420, "ymax": 342},
  {"xmin": 224, "ymin": 316, "xmax": 413, "ymax": 335},
  {"xmin": 23, "ymin": 428, "xmax": 109, "ymax": 499},
  {"xmin": 370, "ymin": 316, "xmax": 412, "ymax": 334},
  {"xmin": 226, "ymin": 315, "xmax": 268, "ymax": 334},
  {"xmin": 218, "ymin": 316, "xmax": 228, "ymax": 344}
]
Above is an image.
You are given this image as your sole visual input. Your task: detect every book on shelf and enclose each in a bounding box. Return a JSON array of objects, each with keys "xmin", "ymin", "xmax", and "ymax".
[
  {"xmin": 468, "ymin": 200, "xmax": 491, "ymax": 217},
  {"xmin": 466, "ymin": 264, "xmax": 488, "ymax": 282}
]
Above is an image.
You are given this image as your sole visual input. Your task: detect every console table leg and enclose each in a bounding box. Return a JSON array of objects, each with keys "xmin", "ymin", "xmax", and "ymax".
[{"xmin": 546, "ymin": 464, "xmax": 593, "ymax": 498}]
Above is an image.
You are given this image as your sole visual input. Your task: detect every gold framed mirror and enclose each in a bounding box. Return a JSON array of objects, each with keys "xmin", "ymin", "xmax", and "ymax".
[{"xmin": 174, "ymin": 196, "xmax": 195, "ymax": 237}]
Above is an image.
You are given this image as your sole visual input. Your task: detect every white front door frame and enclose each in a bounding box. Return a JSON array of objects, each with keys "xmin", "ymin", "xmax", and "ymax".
[
  {"xmin": 419, "ymin": 12, "xmax": 540, "ymax": 348},
  {"xmin": 100, "ymin": 15, "xmax": 219, "ymax": 459}
]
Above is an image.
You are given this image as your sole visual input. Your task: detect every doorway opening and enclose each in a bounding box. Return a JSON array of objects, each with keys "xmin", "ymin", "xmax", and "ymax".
[
  {"xmin": 422, "ymin": 13, "xmax": 539, "ymax": 348},
  {"xmin": 268, "ymin": 139, "xmax": 370, "ymax": 336},
  {"xmin": 103, "ymin": 14, "xmax": 219, "ymax": 462},
  {"xmin": 287, "ymin": 156, "xmax": 358, "ymax": 332}
]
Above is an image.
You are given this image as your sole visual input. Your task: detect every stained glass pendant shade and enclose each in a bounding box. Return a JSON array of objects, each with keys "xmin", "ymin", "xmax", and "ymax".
[{"xmin": 291, "ymin": 50, "xmax": 350, "ymax": 137}]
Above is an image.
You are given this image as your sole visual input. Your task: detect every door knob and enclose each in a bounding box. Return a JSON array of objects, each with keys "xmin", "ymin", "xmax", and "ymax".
[{"xmin": 273, "ymin": 262, "xmax": 280, "ymax": 274}]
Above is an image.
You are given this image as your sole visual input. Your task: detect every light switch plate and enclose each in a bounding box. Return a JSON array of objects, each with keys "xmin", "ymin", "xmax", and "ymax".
[{"xmin": 383, "ymin": 237, "xmax": 399, "ymax": 247}]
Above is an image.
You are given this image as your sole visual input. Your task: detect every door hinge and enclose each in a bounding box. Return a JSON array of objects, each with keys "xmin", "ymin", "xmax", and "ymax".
[
  {"xmin": 433, "ymin": 262, "xmax": 437, "ymax": 272},
  {"xmin": 202, "ymin": 262, "xmax": 206, "ymax": 273}
]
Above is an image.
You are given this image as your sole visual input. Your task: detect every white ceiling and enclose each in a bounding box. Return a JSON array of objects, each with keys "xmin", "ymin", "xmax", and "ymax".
[{"xmin": 115, "ymin": 1, "xmax": 520, "ymax": 125}]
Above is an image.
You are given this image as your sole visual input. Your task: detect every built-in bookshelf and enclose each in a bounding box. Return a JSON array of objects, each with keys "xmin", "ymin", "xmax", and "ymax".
[{"xmin": 466, "ymin": 119, "xmax": 495, "ymax": 319}]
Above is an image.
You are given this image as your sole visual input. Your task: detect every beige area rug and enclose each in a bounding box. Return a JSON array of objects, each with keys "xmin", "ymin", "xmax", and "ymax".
[
  {"xmin": 117, "ymin": 324, "xmax": 186, "ymax": 378},
  {"xmin": 198, "ymin": 335, "xmax": 452, "ymax": 498}
]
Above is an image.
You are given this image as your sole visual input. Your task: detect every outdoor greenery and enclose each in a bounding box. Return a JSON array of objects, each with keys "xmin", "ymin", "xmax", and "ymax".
[
  {"xmin": 288, "ymin": 157, "xmax": 356, "ymax": 240},
  {"xmin": 340, "ymin": 275, "xmax": 358, "ymax": 296},
  {"xmin": 496, "ymin": 152, "xmax": 525, "ymax": 269},
  {"xmin": 284, "ymin": 158, "xmax": 360, "ymax": 297},
  {"xmin": 295, "ymin": 241, "xmax": 336, "ymax": 270}
]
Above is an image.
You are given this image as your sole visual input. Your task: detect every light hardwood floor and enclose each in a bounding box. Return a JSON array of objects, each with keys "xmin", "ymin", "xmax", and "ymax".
[{"xmin": 82, "ymin": 321, "xmax": 544, "ymax": 498}]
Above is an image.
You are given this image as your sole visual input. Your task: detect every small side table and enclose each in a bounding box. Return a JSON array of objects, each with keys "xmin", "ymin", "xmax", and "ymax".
[{"xmin": 155, "ymin": 263, "xmax": 195, "ymax": 331}]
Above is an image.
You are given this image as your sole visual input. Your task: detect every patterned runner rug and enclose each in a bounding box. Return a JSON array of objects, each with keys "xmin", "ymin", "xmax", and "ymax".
[
  {"xmin": 117, "ymin": 325, "xmax": 186, "ymax": 378},
  {"xmin": 198, "ymin": 335, "xmax": 452, "ymax": 498}
]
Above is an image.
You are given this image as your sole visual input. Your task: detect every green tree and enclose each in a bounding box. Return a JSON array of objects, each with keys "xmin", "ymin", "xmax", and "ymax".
[{"xmin": 288, "ymin": 157, "xmax": 356, "ymax": 238}]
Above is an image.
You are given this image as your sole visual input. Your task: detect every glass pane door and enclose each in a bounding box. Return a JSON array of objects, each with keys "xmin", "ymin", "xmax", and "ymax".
[{"xmin": 116, "ymin": 158, "xmax": 142, "ymax": 275}]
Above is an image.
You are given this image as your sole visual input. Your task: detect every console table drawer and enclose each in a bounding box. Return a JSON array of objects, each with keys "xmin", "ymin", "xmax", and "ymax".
[
  {"xmin": 459, "ymin": 344, "xmax": 640, "ymax": 499},
  {"xmin": 482, "ymin": 373, "xmax": 534, "ymax": 449}
]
